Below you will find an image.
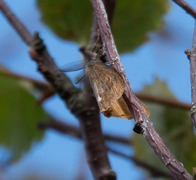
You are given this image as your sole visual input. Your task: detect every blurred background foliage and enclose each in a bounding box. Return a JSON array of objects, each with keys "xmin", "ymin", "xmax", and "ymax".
[
  {"xmin": 0, "ymin": 66, "xmax": 47, "ymax": 163},
  {"xmin": 37, "ymin": 0, "xmax": 169, "ymax": 52}
]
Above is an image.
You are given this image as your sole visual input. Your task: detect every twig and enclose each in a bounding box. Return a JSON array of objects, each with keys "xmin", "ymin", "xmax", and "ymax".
[
  {"xmin": 136, "ymin": 93, "xmax": 191, "ymax": 110},
  {"xmin": 0, "ymin": 67, "xmax": 49, "ymax": 88},
  {"xmin": 90, "ymin": 0, "xmax": 192, "ymax": 179},
  {"xmin": 38, "ymin": 118, "xmax": 130, "ymax": 145},
  {"xmin": 172, "ymin": 0, "xmax": 196, "ymax": 18},
  {"xmin": 107, "ymin": 147, "xmax": 173, "ymax": 179},
  {"xmin": 0, "ymin": 68, "xmax": 55, "ymax": 103},
  {"xmin": 0, "ymin": 0, "xmax": 31, "ymax": 45},
  {"xmin": 173, "ymin": 0, "xmax": 196, "ymax": 129},
  {"xmin": 185, "ymin": 21, "xmax": 196, "ymax": 128},
  {"xmin": 0, "ymin": 1, "xmax": 115, "ymax": 179}
]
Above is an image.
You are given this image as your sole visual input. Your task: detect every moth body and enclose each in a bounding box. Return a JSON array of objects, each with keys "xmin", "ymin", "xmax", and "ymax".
[{"xmin": 86, "ymin": 61, "xmax": 150, "ymax": 119}]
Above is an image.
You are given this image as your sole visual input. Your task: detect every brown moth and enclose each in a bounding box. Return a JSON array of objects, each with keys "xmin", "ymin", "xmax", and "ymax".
[{"xmin": 86, "ymin": 60, "xmax": 150, "ymax": 119}]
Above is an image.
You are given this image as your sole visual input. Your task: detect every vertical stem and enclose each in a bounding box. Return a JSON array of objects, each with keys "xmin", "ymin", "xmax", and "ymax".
[
  {"xmin": 79, "ymin": 1, "xmax": 117, "ymax": 179},
  {"xmin": 90, "ymin": 0, "xmax": 192, "ymax": 179},
  {"xmin": 190, "ymin": 20, "xmax": 196, "ymax": 128}
]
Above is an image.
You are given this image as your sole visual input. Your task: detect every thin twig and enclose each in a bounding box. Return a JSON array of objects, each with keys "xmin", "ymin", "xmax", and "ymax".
[
  {"xmin": 137, "ymin": 93, "xmax": 191, "ymax": 110},
  {"xmin": 0, "ymin": 67, "xmax": 49, "ymax": 88},
  {"xmin": 0, "ymin": 0, "xmax": 31, "ymax": 45},
  {"xmin": 38, "ymin": 118, "xmax": 130, "ymax": 145},
  {"xmin": 107, "ymin": 147, "xmax": 173, "ymax": 179},
  {"xmin": 172, "ymin": 0, "xmax": 196, "ymax": 129},
  {"xmin": 172, "ymin": 0, "xmax": 196, "ymax": 18},
  {"xmin": 90, "ymin": 0, "xmax": 192, "ymax": 179},
  {"xmin": 0, "ymin": 68, "xmax": 54, "ymax": 104},
  {"xmin": 186, "ymin": 20, "xmax": 196, "ymax": 128},
  {"xmin": 0, "ymin": 1, "xmax": 115, "ymax": 179}
]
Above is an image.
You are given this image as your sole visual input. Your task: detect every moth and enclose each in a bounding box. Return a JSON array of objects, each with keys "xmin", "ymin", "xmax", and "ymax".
[{"xmin": 85, "ymin": 60, "xmax": 150, "ymax": 119}]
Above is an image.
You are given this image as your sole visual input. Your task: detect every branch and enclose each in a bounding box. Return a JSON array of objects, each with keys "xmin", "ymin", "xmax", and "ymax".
[
  {"xmin": 38, "ymin": 118, "xmax": 173, "ymax": 179},
  {"xmin": 185, "ymin": 21, "xmax": 196, "ymax": 128},
  {"xmin": 89, "ymin": 0, "xmax": 116, "ymax": 45},
  {"xmin": 172, "ymin": 0, "xmax": 196, "ymax": 18},
  {"xmin": 0, "ymin": 68, "xmax": 191, "ymax": 110},
  {"xmin": 0, "ymin": 67, "xmax": 49, "ymax": 88},
  {"xmin": 0, "ymin": 68, "xmax": 55, "ymax": 104},
  {"xmin": 136, "ymin": 93, "xmax": 191, "ymax": 110},
  {"xmin": 0, "ymin": 1, "xmax": 31, "ymax": 45},
  {"xmin": 38, "ymin": 118, "xmax": 130, "ymax": 145},
  {"xmin": 90, "ymin": 0, "xmax": 192, "ymax": 179},
  {"xmin": 173, "ymin": 0, "xmax": 196, "ymax": 129},
  {"xmin": 0, "ymin": 1, "xmax": 115, "ymax": 179},
  {"xmin": 78, "ymin": 1, "xmax": 117, "ymax": 179},
  {"xmin": 107, "ymin": 147, "xmax": 173, "ymax": 179}
]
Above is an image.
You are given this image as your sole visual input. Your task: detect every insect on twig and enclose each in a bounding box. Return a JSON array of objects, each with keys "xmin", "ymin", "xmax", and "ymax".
[{"xmin": 61, "ymin": 35, "xmax": 150, "ymax": 119}]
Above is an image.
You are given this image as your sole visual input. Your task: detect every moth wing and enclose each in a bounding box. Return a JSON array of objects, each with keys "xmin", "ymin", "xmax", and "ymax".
[
  {"xmin": 103, "ymin": 96, "xmax": 133, "ymax": 119},
  {"xmin": 60, "ymin": 61, "xmax": 84, "ymax": 72},
  {"xmin": 86, "ymin": 62, "xmax": 125, "ymax": 112}
]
